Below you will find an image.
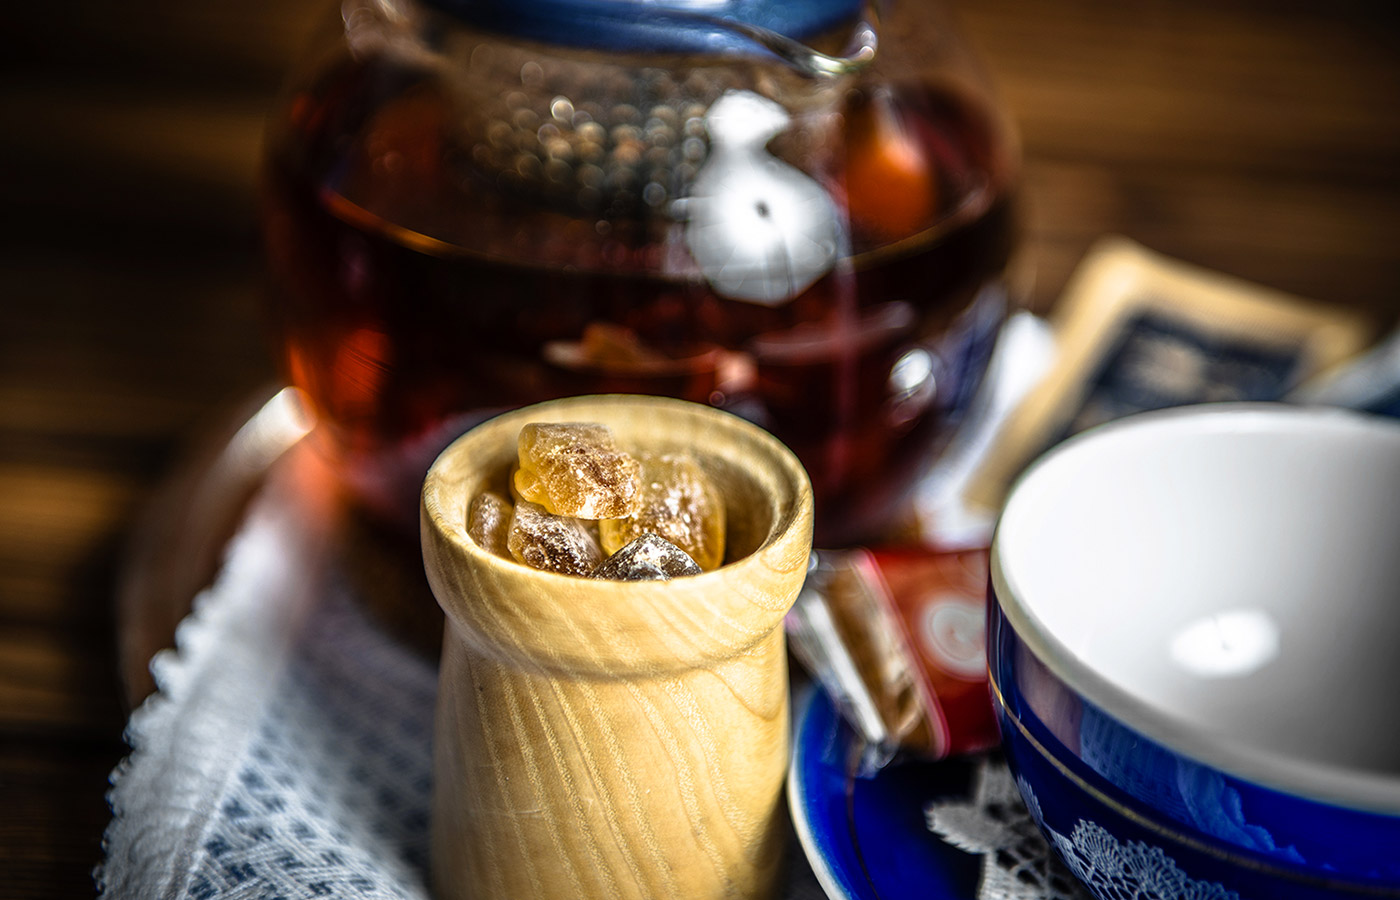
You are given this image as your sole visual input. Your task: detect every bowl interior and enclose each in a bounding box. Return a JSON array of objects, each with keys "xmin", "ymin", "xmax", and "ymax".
[{"xmin": 996, "ymin": 405, "xmax": 1400, "ymax": 802}]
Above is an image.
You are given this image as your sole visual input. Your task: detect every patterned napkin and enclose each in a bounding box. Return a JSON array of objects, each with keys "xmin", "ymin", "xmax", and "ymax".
[{"xmin": 98, "ymin": 457, "xmax": 434, "ymax": 899}]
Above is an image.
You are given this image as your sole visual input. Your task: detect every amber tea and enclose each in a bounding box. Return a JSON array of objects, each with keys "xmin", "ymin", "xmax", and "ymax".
[{"xmin": 262, "ymin": 56, "xmax": 1017, "ymax": 545}]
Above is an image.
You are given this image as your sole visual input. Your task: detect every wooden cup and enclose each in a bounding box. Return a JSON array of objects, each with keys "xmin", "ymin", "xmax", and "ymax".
[{"xmin": 421, "ymin": 395, "xmax": 814, "ymax": 900}]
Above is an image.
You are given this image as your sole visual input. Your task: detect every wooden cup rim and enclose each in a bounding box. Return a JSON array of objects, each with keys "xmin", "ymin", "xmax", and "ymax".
[{"xmin": 421, "ymin": 395, "xmax": 814, "ymax": 677}]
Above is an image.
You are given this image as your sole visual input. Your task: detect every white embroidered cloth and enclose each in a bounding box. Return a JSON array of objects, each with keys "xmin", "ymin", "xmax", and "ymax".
[
  {"xmin": 97, "ymin": 460, "xmax": 828, "ymax": 900},
  {"xmin": 927, "ymin": 757, "xmax": 1243, "ymax": 900}
]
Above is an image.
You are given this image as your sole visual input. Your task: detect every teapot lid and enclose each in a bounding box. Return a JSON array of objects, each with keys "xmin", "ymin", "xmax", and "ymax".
[{"xmin": 424, "ymin": 0, "xmax": 864, "ymax": 54}]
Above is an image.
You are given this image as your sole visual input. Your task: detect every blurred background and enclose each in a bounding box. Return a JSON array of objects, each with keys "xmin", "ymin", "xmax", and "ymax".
[{"xmin": 1, "ymin": 0, "xmax": 1397, "ymax": 895}]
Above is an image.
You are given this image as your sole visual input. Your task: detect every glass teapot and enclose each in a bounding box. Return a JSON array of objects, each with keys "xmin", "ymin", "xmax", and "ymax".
[{"xmin": 261, "ymin": 0, "xmax": 1020, "ymax": 546}]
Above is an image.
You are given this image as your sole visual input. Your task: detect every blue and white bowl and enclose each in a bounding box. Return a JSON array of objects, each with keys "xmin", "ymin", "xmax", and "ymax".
[{"xmin": 988, "ymin": 404, "xmax": 1400, "ymax": 899}]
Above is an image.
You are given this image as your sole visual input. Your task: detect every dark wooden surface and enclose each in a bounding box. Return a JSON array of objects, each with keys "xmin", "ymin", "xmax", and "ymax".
[{"xmin": 1, "ymin": 1, "xmax": 1397, "ymax": 896}]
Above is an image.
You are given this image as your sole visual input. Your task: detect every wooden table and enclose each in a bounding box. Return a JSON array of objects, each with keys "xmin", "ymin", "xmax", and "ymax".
[{"xmin": 2, "ymin": 1, "xmax": 1396, "ymax": 896}]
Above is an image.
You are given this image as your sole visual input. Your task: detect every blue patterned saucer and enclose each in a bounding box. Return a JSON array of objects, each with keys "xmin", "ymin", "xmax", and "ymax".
[{"xmin": 788, "ymin": 688, "xmax": 1008, "ymax": 900}]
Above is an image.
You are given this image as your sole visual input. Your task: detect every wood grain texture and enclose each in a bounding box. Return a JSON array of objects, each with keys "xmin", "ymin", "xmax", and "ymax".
[{"xmin": 421, "ymin": 396, "xmax": 814, "ymax": 900}]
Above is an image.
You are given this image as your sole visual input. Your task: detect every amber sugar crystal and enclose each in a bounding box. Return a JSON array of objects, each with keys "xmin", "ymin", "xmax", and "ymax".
[
  {"xmin": 591, "ymin": 533, "xmax": 702, "ymax": 581},
  {"xmin": 600, "ymin": 451, "xmax": 725, "ymax": 571},
  {"xmin": 466, "ymin": 490, "xmax": 513, "ymax": 557},
  {"xmin": 506, "ymin": 498, "xmax": 604, "ymax": 576},
  {"xmin": 513, "ymin": 423, "xmax": 641, "ymax": 519}
]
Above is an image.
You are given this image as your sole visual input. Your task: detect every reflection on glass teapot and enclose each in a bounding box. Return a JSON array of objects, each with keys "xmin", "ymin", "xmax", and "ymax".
[{"xmin": 261, "ymin": 0, "xmax": 1021, "ymax": 545}]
